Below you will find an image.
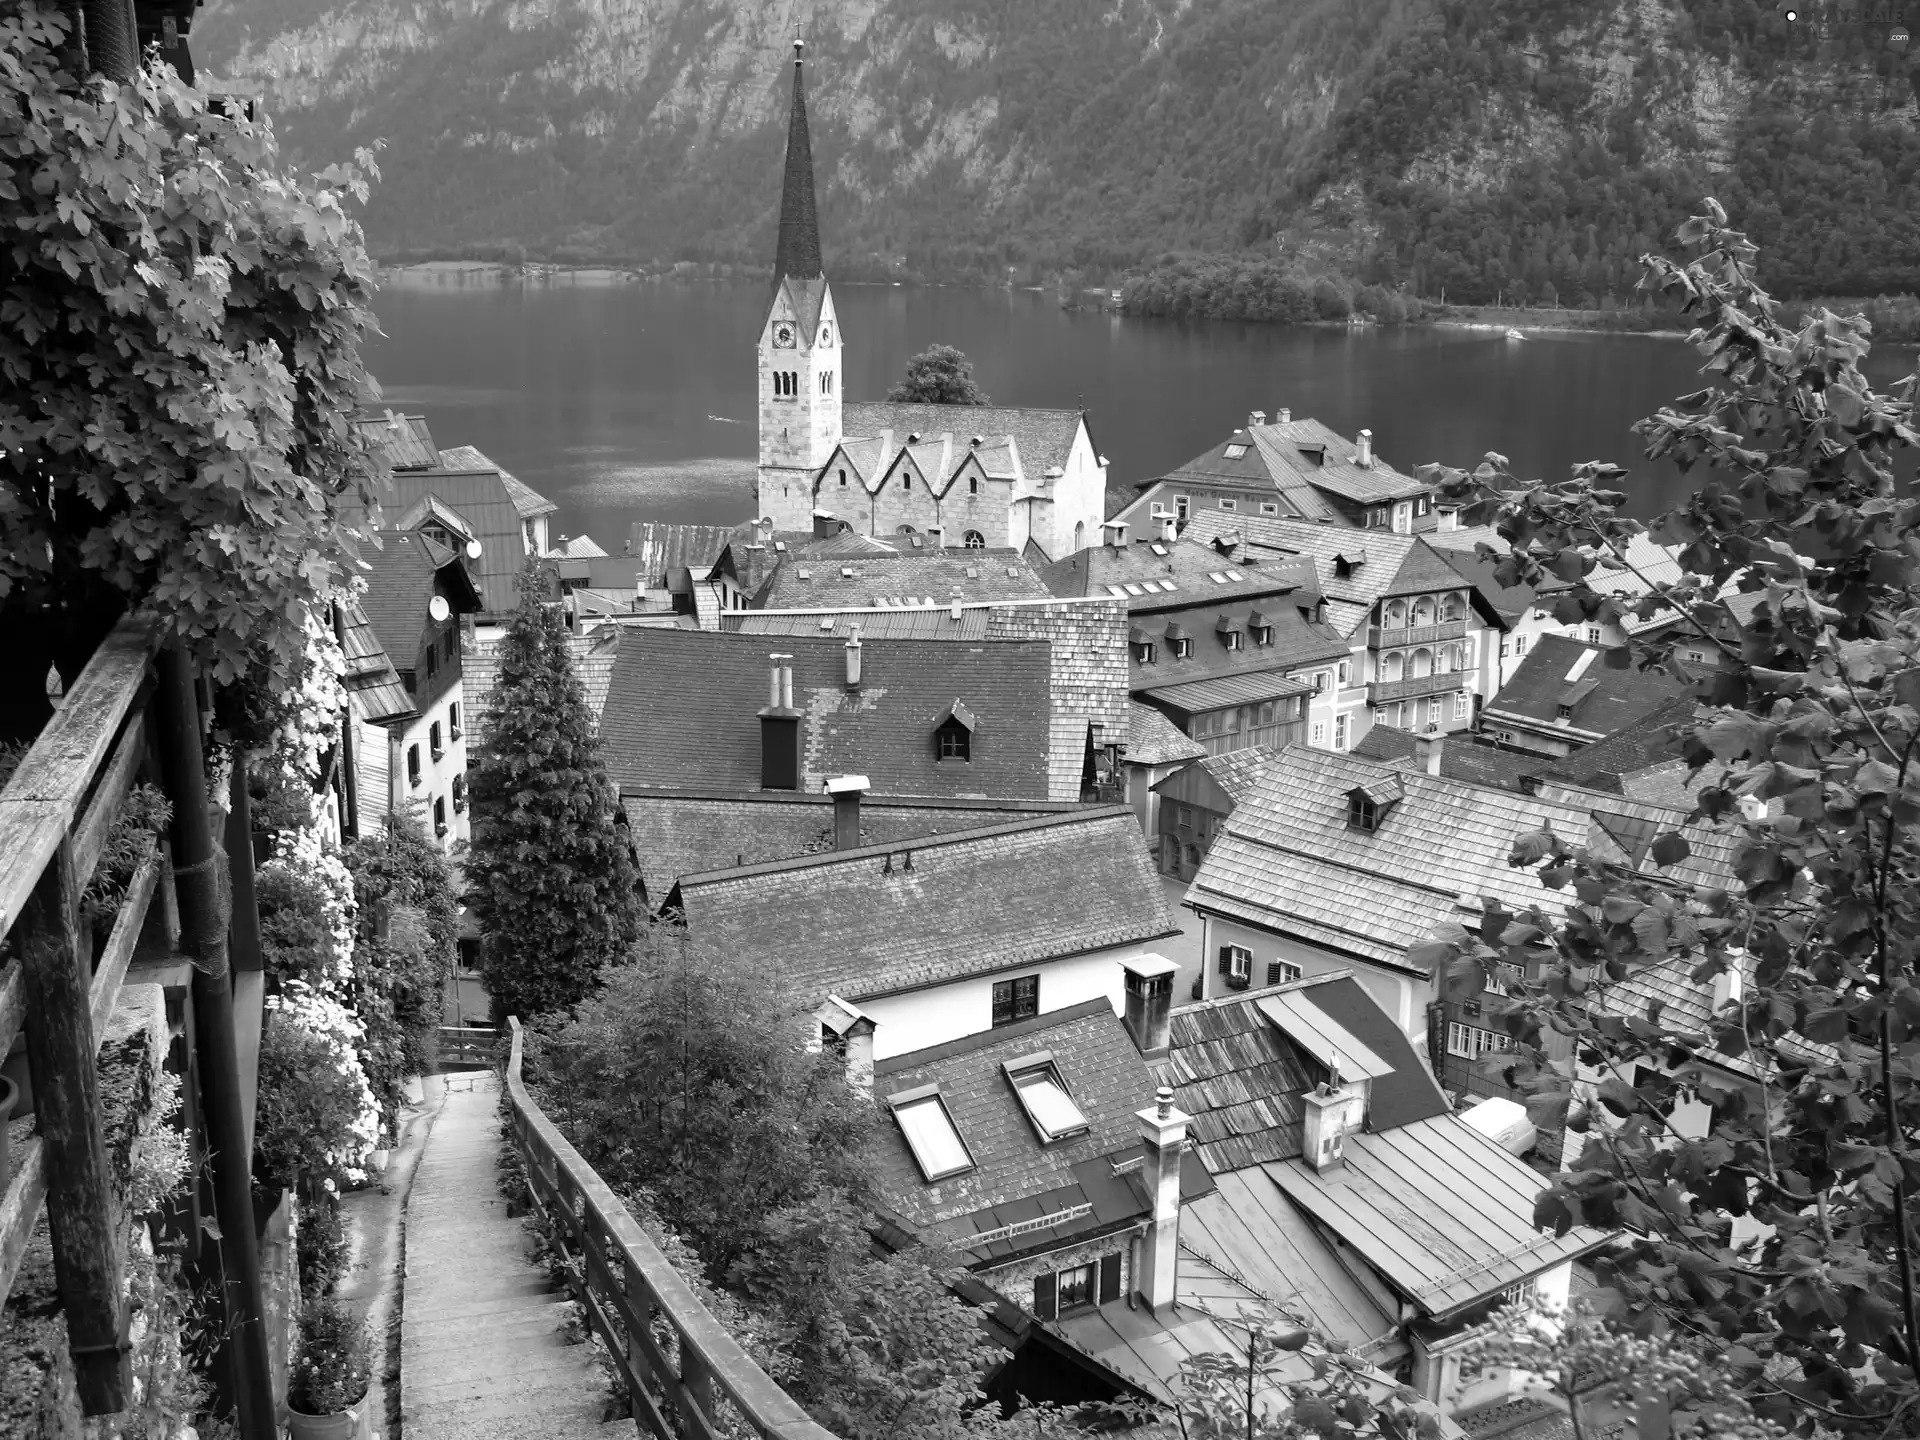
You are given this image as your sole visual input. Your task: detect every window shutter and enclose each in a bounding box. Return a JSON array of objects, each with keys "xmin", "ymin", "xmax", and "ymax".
[
  {"xmin": 1266, "ymin": 961, "xmax": 1282, "ymax": 987},
  {"xmin": 1098, "ymin": 1252, "xmax": 1121, "ymax": 1305},
  {"xmin": 1033, "ymin": 1271, "xmax": 1057, "ymax": 1321},
  {"xmin": 1218, "ymin": 947, "xmax": 1232, "ymax": 976}
]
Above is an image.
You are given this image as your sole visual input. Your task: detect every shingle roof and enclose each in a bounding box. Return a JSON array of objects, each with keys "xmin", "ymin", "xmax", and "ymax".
[
  {"xmin": 842, "ymin": 401, "xmax": 1085, "ymax": 482},
  {"xmin": 1191, "ymin": 747, "xmax": 1281, "ymax": 804},
  {"xmin": 872, "ymin": 1001, "xmax": 1164, "ymax": 1237},
  {"xmin": 1249, "ymin": 418, "xmax": 1427, "ymax": 506},
  {"xmin": 626, "ymin": 523, "xmax": 735, "ymax": 587},
  {"xmin": 671, "ymin": 809, "xmax": 1178, "ymax": 1004},
  {"xmin": 1038, "ymin": 538, "xmax": 1317, "ymax": 613},
  {"xmin": 356, "ymin": 411, "xmax": 439, "ymax": 471},
  {"xmin": 598, "ymin": 628, "xmax": 1058, "ymax": 800},
  {"xmin": 1483, "ymin": 635, "xmax": 1693, "ymax": 740},
  {"xmin": 983, "ymin": 600, "xmax": 1132, "ymax": 798},
  {"xmin": 355, "ymin": 532, "xmax": 456, "ymax": 670},
  {"xmin": 437, "ymin": 444, "xmax": 558, "ymax": 518},
  {"xmin": 1181, "ymin": 513, "xmax": 1488, "ymax": 639},
  {"xmin": 1141, "ymin": 671, "xmax": 1314, "ymax": 714},
  {"xmin": 1188, "ymin": 746, "xmax": 1736, "ymax": 971},
  {"xmin": 1543, "ymin": 694, "xmax": 1701, "ymax": 793},
  {"xmin": 380, "ymin": 468, "xmax": 534, "ymax": 615},
  {"xmin": 1126, "ymin": 702, "xmax": 1207, "ymax": 767},
  {"xmin": 616, "ymin": 791, "xmax": 1074, "ymax": 904},
  {"xmin": 463, "ymin": 626, "xmax": 621, "ymax": 745},
  {"xmin": 338, "ymin": 602, "xmax": 415, "ymax": 724},
  {"xmin": 1129, "ymin": 597, "xmax": 1351, "ymax": 698},
  {"xmin": 1351, "ymin": 727, "xmax": 1551, "ymax": 793},
  {"xmin": 1268, "ymin": 1115, "xmax": 1613, "ymax": 1319},
  {"xmin": 758, "ymin": 549, "xmax": 1053, "ymax": 609}
]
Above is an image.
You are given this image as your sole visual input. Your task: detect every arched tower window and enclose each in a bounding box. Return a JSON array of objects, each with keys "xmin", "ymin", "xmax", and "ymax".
[
  {"xmin": 1074, "ymin": 521, "xmax": 1086, "ymax": 550},
  {"xmin": 963, "ymin": 530, "xmax": 986, "ymax": 549},
  {"xmin": 1382, "ymin": 651, "xmax": 1405, "ymax": 682}
]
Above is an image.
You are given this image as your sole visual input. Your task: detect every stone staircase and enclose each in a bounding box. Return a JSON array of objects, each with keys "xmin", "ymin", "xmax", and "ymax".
[{"xmin": 400, "ymin": 1073, "xmax": 613, "ymax": 1440}]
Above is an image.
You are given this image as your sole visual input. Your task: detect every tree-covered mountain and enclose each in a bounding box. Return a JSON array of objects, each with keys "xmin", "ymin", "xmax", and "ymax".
[{"xmin": 192, "ymin": 0, "xmax": 1920, "ymax": 299}]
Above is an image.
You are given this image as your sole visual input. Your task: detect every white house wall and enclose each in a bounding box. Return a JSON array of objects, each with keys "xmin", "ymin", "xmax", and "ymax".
[{"xmin": 1194, "ymin": 911, "xmax": 1425, "ymax": 1039}]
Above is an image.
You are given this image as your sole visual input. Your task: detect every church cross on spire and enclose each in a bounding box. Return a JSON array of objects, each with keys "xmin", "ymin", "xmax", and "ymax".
[{"xmin": 774, "ymin": 38, "xmax": 824, "ymax": 285}]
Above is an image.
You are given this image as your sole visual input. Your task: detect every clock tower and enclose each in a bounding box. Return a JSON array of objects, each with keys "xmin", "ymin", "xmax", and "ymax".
[{"xmin": 757, "ymin": 40, "xmax": 841, "ymax": 531}]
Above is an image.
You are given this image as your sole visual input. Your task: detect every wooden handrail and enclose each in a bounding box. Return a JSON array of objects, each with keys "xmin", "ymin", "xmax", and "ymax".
[{"xmin": 503, "ymin": 1017, "xmax": 844, "ymax": 1440}]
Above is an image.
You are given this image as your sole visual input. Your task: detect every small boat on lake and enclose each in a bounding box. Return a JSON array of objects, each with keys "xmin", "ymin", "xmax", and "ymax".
[{"xmin": 1505, "ymin": 327, "xmax": 1525, "ymax": 341}]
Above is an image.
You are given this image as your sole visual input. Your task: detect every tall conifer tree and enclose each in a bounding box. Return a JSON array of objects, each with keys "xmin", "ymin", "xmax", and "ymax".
[{"xmin": 466, "ymin": 565, "xmax": 640, "ymax": 1023}]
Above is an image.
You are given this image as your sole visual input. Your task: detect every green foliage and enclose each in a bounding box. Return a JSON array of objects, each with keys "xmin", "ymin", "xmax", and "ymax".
[
  {"xmin": 0, "ymin": 5, "xmax": 384, "ymax": 701},
  {"xmin": 886, "ymin": 345, "xmax": 990, "ymax": 406},
  {"xmin": 253, "ymin": 1017, "xmax": 369, "ymax": 1196},
  {"xmin": 465, "ymin": 563, "xmax": 641, "ymax": 1025},
  {"xmin": 288, "ymin": 1294, "xmax": 371, "ymax": 1415},
  {"xmin": 81, "ymin": 782, "xmax": 169, "ymax": 932},
  {"xmin": 296, "ymin": 1191, "xmax": 350, "ymax": 1299},
  {"xmin": 344, "ymin": 815, "xmax": 459, "ymax": 1101},
  {"xmin": 254, "ymin": 865, "xmax": 336, "ymax": 991},
  {"xmin": 1413, "ymin": 201, "xmax": 1920, "ymax": 1433}
]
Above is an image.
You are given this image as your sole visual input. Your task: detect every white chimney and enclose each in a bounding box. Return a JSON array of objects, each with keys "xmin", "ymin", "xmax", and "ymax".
[
  {"xmin": 1356, "ymin": 429, "xmax": 1373, "ymax": 468},
  {"xmin": 1248, "ymin": 409, "xmax": 1266, "ymax": 428},
  {"xmin": 1711, "ymin": 962, "xmax": 1744, "ymax": 1013},
  {"xmin": 844, "ymin": 628, "xmax": 863, "ymax": 688},
  {"xmin": 1123, "ymin": 956, "xmax": 1178, "ymax": 1058},
  {"xmin": 1135, "ymin": 1086, "xmax": 1188, "ymax": 1313},
  {"xmin": 814, "ymin": 995, "xmax": 876, "ymax": 1091},
  {"xmin": 1159, "ymin": 512, "xmax": 1177, "ymax": 543},
  {"xmin": 1277, "ymin": 407, "xmax": 1291, "ymax": 424},
  {"xmin": 1301, "ymin": 1073, "xmax": 1365, "ymax": 1172},
  {"xmin": 927, "ymin": 524, "xmax": 944, "ymax": 549},
  {"xmin": 949, "ymin": 586, "xmax": 964, "ymax": 621},
  {"xmin": 1414, "ymin": 733, "xmax": 1443, "ymax": 776}
]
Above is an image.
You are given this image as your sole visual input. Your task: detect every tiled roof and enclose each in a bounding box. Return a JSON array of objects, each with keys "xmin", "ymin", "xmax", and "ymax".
[
  {"xmin": 599, "ymin": 628, "xmax": 1058, "ymax": 800},
  {"xmin": 1597, "ymin": 951, "xmax": 1834, "ymax": 1080},
  {"xmin": 843, "ymin": 401, "xmax": 1084, "ymax": 481},
  {"xmin": 731, "ymin": 608, "xmax": 992, "ymax": 640},
  {"xmin": 379, "ymin": 468, "xmax": 532, "ymax": 615},
  {"xmin": 356, "ymin": 411, "xmax": 439, "ymax": 470},
  {"xmin": 1160, "ymin": 974, "xmax": 1450, "ymax": 1175},
  {"xmin": 1267, "ymin": 1114, "xmax": 1613, "ymax": 1319},
  {"xmin": 437, "ymin": 444, "xmax": 558, "ymax": 518},
  {"xmin": 871, "ymin": 1001, "xmax": 1163, "ymax": 1236},
  {"xmin": 1129, "ymin": 597, "xmax": 1351, "ymax": 696},
  {"xmin": 983, "ymin": 600, "xmax": 1132, "ymax": 799},
  {"xmin": 1126, "ymin": 702, "xmax": 1207, "ymax": 767},
  {"xmin": 550, "ymin": 534, "xmax": 609, "ymax": 560},
  {"xmin": 1038, "ymin": 537, "xmax": 1317, "ymax": 613},
  {"xmin": 794, "ymin": 529, "xmax": 899, "ymax": 558},
  {"xmin": 338, "ymin": 602, "xmax": 415, "ymax": 724},
  {"xmin": 616, "ymin": 791, "xmax": 1073, "ymax": 904},
  {"xmin": 1351, "ymin": 727, "xmax": 1552, "ymax": 793},
  {"xmin": 671, "ymin": 808, "xmax": 1178, "ymax": 1005},
  {"xmin": 758, "ymin": 549, "xmax": 1053, "ymax": 609},
  {"xmin": 355, "ymin": 532, "xmax": 442, "ymax": 669},
  {"xmin": 1249, "ymin": 418, "xmax": 1427, "ymax": 506},
  {"xmin": 1483, "ymin": 635, "xmax": 1693, "ymax": 740},
  {"xmin": 1188, "ymin": 746, "xmax": 1736, "ymax": 970},
  {"xmin": 1543, "ymin": 694, "xmax": 1700, "ymax": 793},
  {"xmin": 463, "ymin": 626, "xmax": 621, "ymax": 745},
  {"xmin": 625, "ymin": 523, "xmax": 735, "ymax": 587},
  {"xmin": 1191, "ymin": 747, "xmax": 1281, "ymax": 804},
  {"xmin": 1181, "ymin": 513, "xmax": 1487, "ymax": 639}
]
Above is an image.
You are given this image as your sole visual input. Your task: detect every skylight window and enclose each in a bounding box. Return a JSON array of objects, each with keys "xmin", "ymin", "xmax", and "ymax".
[
  {"xmin": 1105, "ymin": 584, "xmax": 1128, "ymax": 597},
  {"xmin": 817, "ymin": 616, "xmax": 835, "ymax": 630},
  {"xmin": 1004, "ymin": 1052, "xmax": 1090, "ymax": 1142},
  {"xmin": 1223, "ymin": 443, "xmax": 1250, "ymax": 459},
  {"xmin": 796, "ymin": 566, "xmax": 813, "ymax": 579},
  {"xmin": 1226, "ymin": 569, "xmax": 1245, "ymax": 581},
  {"xmin": 1208, "ymin": 571, "xmax": 1229, "ymax": 584},
  {"xmin": 1122, "ymin": 582, "xmax": 1144, "ymax": 596},
  {"xmin": 1151, "ymin": 543, "xmax": 1168, "ymax": 556},
  {"xmin": 888, "ymin": 1086, "xmax": 975, "ymax": 1181}
]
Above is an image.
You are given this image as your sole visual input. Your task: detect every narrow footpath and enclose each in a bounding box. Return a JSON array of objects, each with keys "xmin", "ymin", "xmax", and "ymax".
[{"xmin": 399, "ymin": 1072, "xmax": 612, "ymax": 1440}]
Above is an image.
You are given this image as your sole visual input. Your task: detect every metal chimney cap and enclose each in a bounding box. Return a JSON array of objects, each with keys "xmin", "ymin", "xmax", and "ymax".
[{"xmin": 825, "ymin": 774, "xmax": 871, "ymax": 795}]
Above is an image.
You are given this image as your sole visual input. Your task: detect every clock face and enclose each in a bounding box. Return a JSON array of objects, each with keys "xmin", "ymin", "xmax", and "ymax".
[
  {"xmin": 773, "ymin": 322, "xmax": 796, "ymax": 348},
  {"xmin": 819, "ymin": 323, "xmax": 833, "ymax": 346}
]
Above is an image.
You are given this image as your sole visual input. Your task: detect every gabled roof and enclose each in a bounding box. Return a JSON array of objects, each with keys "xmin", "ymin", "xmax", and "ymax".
[
  {"xmin": 355, "ymin": 530, "xmax": 483, "ymax": 669},
  {"xmin": 1250, "ymin": 417, "xmax": 1427, "ymax": 506},
  {"xmin": 1266, "ymin": 1114, "xmax": 1612, "ymax": 1320},
  {"xmin": 670, "ymin": 808, "xmax": 1178, "ymax": 1004},
  {"xmin": 549, "ymin": 534, "xmax": 609, "ymax": 560},
  {"xmin": 338, "ymin": 601, "xmax": 415, "ymax": 725},
  {"xmin": 757, "ymin": 550, "xmax": 1052, "ymax": 610},
  {"xmin": 437, "ymin": 444, "xmax": 558, "ymax": 518},
  {"xmin": 1188, "ymin": 747, "xmax": 1281, "ymax": 805},
  {"xmin": 1187, "ymin": 746, "xmax": 1735, "ymax": 972},
  {"xmin": 842, "ymin": 402, "xmax": 1085, "ymax": 482},
  {"xmin": 392, "ymin": 492, "xmax": 477, "ymax": 542},
  {"xmin": 1483, "ymin": 635, "xmax": 1693, "ymax": 740},
  {"xmin": 380, "ymin": 467, "xmax": 533, "ymax": 615},
  {"xmin": 356, "ymin": 411, "xmax": 439, "ymax": 471},
  {"xmin": 1182, "ymin": 512, "xmax": 1493, "ymax": 639},
  {"xmin": 1351, "ymin": 727, "xmax": 1551, "ymax": 793},
  {"xmin": 1542, "ymin": 693, "xmax": 1701, "ymax": 794},
  {"xmin": 598, "ymin": 628, "xmax": 1057, "ymax": 799},
  {"xmin": 626, "ymin": 523, "xmax": 735, "ymax": 588},
  {"xmin": 872, "ymin": 1001, "xmax": 1200, "ymax": 1245},
  {"xmin": 793, "ymin": 529, "xmax": 899, "ymax": 559},
  {"xmin": 1038, "ymin": 537, "xmax": 1316, "ymax": 613},
  {"xmin": 1125, "ymin": 701, "xmax": 1207, "ymax": 767}
]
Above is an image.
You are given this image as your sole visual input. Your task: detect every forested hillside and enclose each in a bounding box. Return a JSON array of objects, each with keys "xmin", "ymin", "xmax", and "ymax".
[{"xmin": 192, "ymin": 0, "xmax": 1920, "ymax": 303}]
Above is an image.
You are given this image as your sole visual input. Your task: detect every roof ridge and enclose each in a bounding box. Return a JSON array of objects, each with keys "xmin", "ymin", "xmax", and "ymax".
[{"xmin": 675, "ymin": 804, "xmax": 1137, "ymax": 886}]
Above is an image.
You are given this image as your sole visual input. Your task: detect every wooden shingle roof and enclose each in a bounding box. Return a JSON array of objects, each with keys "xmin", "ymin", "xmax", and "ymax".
[
  {"xmin": 670, "ymin": 808, "xmax": 1178, "ymax": 1005},
  {"xmin": 1125, "ymin": 702, "xmax": 1206, "ymax": 767},
  {"xmin": 1483, "ymin": 635, "xmax": 1693, "ymax": 739}
]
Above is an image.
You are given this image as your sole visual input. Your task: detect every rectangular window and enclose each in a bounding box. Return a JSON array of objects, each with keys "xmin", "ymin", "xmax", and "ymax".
[
  {"xmin": 1218, "ymin": 498, "xmax": 1237, "ymax": 511},
  {"xmin": 1005, "ymin": 1054, "xmax": 1091, "ymax": 1141},
  {"xmin": 407, "ymin": 745, "xmax": 421, "ymax": 788},
  {"xmin": 1447, "ymin": 1023, "xmax": 1515, "ymax": 1060},
  {"xmin": 1336, "ymin": 660, "xmax": 1350, "ymax": 685},
  {"xmin": 1267, "ymin": 960, "xmax": 1303, "ymax": 987},
  {"xmin": 889, "ymin": 1087, "xmax": 975, "ymax": 1181},
  {"xmin": 434, "ymin": 796, "xmax": 448, "ymax": 837},
  {"xmin": 991, "ymin": 975, "xmax": 1040, "ymax": 1028},
  {"xmin": 1219, "ymin": 944, "xmax": 1253, "ymax": 989},
  {"xmin": 444, "ymin": 630, "xmax": 456, "ymax": 662},
  {"xmin": 1312, "ymin": 671, "xmax": 1329, "ymax": 693},
  {"xmin": 1175, "ymin": 495, "xmax": 1191, "ymax": 520},
  {"xmin": 1454, "ymin": 692, "xmax": 1470, "ymax": 720},
  {"xmin": 937, "ymin": 727, "xmax": 971, "ymax": 761},
  {"xmin": 1311, "ymin": 721, "xmax": 1326, "ymax": 746},
  {"xmin": 1585, "ymin": 626, "xmax": 1603, "ymax": 644},
  {"xmin": 1333, "ymin": 714, "xmax": 1349, "ymax": 751},
  {"xmin": 1223, "ymin": 443, "xmax": 1250, "ymax": 459},
  {"xmin": 451, "ymin": 773, "xmax": 466, "ymax": 813},
  {"xmin": 1056, "ymin": 1262, "xmax": 1097, "ymax": 1313},
  {"xmin": 1260, "ymin": 501, "xmax": 1280, "ymax": 516},
  {"xmin": 449, "ymin": 702, "xmax": 462, "ymax": 739},
  {"xmin": 430, "ymin": 721, "xmax": 444, "ymax": 760},
  {"xmin": 1514, "ymin": 636, "xmax": 1528, "ymax": 655},
  {"xmin": 426, "ymin": 645, "xmax": 438, "ymax": 679},
  {"xmin": 1415, "ymin": 496, "xmax": 1430, "ymax": 517}
]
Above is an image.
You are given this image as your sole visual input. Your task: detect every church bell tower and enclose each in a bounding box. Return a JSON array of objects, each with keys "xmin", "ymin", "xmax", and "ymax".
[{"xmin": 757, "ymin": 40, "xmax": 841, "ymax": 531}]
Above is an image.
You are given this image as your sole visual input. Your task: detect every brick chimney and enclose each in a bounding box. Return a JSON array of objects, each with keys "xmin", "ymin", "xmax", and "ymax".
[
  {"xmin": 814, "ymin": 994, "xmax": 876, "ymax": 1091},
  {"xmin": 1356, "ymin": 429, "xmax": 1373, "ymax": 468},
  {"xmin": 826, "ymin": 774, "xmax": 869, "ymax": 850},
  {"xmin": 844, "ymin": 626, "xmax": 863, "ymax": 689},
  {"xmin": 1413, "ymin": 733, "xmax": 1444, "ymax": 776},
  {"xmin": 1135, "ymin": 1085, "xmax": 1188, "ymax": 1313},
  {"xmin": 1122, "ymin": 955, "xmax": 1178, "ymax": 1059},
  {"xmin": 813, "ymin": 508, "xmax": 838, "ymax": 539},
  {"xmin": 1302, "ymin": 1063, "xmax": 1365, "ymax": 1172},
  {"xmin": 758, "ymin": 653, "xmax": 802, "ymax": 790}
]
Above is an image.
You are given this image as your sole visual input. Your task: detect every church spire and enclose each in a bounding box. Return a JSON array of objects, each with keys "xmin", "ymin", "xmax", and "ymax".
[{"xmin": 774, "ymin": 39, "xmax": 823, "ymax": 284}]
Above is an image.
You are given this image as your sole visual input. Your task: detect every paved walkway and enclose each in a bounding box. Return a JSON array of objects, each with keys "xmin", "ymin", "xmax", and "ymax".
[{"xmin": 399, "ymin": 1073, "xmax": 612, "ymax": 1440}]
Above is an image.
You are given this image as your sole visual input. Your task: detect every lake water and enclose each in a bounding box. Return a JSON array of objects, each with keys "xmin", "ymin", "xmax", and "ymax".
[{"xmin": 364, "ymin": 276, "xmax": 1917, "ymax": 548}]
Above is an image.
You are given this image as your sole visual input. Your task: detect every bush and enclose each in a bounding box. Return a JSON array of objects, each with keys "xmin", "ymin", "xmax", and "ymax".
[
  {"xmin": 254, "ymin": 1011, "xmax": 378, "ymax": 1194},
  {"xmin": 288, "ymin": 1295, "xmax": 370, "ymax": 1415},
  {"xmin": 296, "ymin": 1192, "xmax": 350, "ymax": 1298},
  {"xmin": 254, "ymin": 866, "xmax": 336, "ymax": 991}
]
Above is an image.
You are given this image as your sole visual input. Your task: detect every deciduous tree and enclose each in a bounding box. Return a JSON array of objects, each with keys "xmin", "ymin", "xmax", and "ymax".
[{"xmin": 887, "ymin": 345, "xmax": 991, "ymax": 406}]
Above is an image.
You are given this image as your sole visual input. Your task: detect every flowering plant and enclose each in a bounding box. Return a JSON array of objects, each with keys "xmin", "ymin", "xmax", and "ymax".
[
  {"xmin": 288, "ymin": 1295, "xmax": 371, "ymax": 1415},
  {"xmin": 257, "ymin": 987, "xmax": 381, "ymax": 1188}
]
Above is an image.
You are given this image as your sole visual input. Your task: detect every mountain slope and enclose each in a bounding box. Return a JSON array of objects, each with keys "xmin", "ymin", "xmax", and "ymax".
[{"xmin": 192, "ymin": 0, "xmax": 1920, "ymax": 296}]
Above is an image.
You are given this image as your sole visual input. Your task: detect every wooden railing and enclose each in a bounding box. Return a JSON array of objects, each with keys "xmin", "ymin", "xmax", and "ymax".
[
  {"xmin": 0, "ymin": 619, "xmax": 169, "ymax": 1412},
  {"xmin": 435, "ymin": 1023, "xmax": 497, "ymax": 1070},
  {"xmin": 502, "ymin": 1018, "xmax": 842, "ymax": 1440}
]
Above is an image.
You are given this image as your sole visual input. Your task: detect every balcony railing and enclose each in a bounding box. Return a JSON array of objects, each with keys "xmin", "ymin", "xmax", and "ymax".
[
  {"xmin": 1368, "ymin": 672, "xmax": 1469, "ymax": 704},
  {"xmin": 1367, "ymin": 618, "xmax": 1469, "ymax": 650},
  {"xmin": 503, "ymin": 1018, "xmax": 842, "ymax": 1440}
]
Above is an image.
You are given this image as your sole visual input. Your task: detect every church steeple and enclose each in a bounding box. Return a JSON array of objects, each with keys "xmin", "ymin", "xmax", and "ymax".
[{"xmin": 774, "ymin": 40, "xmax": 823, "ymax": 284}]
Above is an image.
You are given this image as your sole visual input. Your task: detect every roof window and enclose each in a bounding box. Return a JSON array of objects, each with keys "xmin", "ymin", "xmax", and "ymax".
[
  {"xmin": 1208, "ymin": 571, "xmax": 1229, "ymax": 584},
  {"xmin": 1151, "ymin": 543, "xmax": 1168, "ymax": 556},
  {"xmin": 887, "ymin": 1086, "xmax": 975, "ymax": 1181},
  {"xmin": 1003, "ymin": 1052, "xmax": 1090, "ymax": 1142},
  {"xmin": 1122, "ymin": 582, "xmax": 1143, "ymax": 596},
  {"xmin": 796, "ymin": 566, "xmax": 812, "ymax": 579},
  {"xmin": 1105, "ymin": 585, "xmax": 1127, "ymax": 597},
  {"xmin": 1223, "ymin": 443, "xmax": 1250, "ymax": 459},
  {"xmin": 1345, "ymin": 777, "xmax": 1402, "ymax": 832},
  {"xmin": 1226, "ymin": 569, "xmax": 1245, "ymax": 581}
]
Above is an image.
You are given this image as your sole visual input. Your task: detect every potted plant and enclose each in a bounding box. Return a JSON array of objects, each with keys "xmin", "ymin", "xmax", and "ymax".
[{"xmin": 287, "ymin": 1294, "xmax": 373, "ymax": 1439}]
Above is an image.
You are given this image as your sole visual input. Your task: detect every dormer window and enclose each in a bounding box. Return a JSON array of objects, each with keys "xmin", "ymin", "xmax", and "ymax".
[
  {"xmin": 935, "ymin": 701, "xmax": 976, "ymax": 762},
  {"xmin": 1216, "ymin": 616, "xmax": 1242, "ymax": 651},
  {"xmin": 1129, "ymin": 626, "xmax": 1155, "ymax": 664},
  {"xmin": 1004, "ymin": 1052, "xmax": 1090, "ymax": 1142},
  {"xmin": 1246, "ymin": 610, "xmax": 1274, "ymax": 646},
  {"xmin": 888, "ymin": 1085, "xmax": 975, "ymax": 1181},
  {"xmin": 1345, "ymin": 778, "xmax": 1400, "ymax": 832},
  {"xmin": 1164, "ymin": 622, "xmax": 1192, "ymax": 659},
  {"xmin": 1347, "ymin": 794, "xmax": 1380, "ymax": 831}
]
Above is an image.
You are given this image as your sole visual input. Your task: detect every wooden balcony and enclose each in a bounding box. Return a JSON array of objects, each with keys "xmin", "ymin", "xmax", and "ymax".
[
  {"xmin": 1368, "ymin": 618, "xmax": 1469, "ymax": 649},
  {"xmin": 1368, "ymin": 672, "xmax": 1469, "ymax": 704},
  {"xmin": 503, "ymin": 1019, "xmax": 844, "ymax": 1440}
]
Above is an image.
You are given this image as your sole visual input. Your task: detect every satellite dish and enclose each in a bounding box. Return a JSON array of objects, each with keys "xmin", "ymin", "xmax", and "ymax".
[
  {"xmin": 465, "ymin": 539, "xmax": 483, "ymax": 561},
  {"xmin": 429, "ymin": 595, "xmax": 451, "ymax": 624}
]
